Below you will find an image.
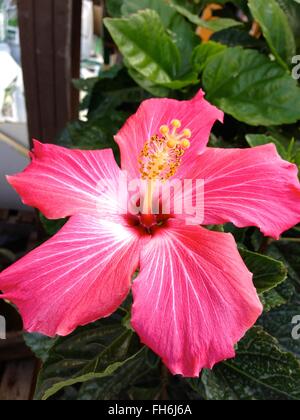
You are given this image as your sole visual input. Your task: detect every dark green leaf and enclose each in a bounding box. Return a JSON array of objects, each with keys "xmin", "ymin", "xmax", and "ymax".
[
  {"xmin": 211, "ymin": 27, "xmax": 266, "ymax": 49},
  {"xmin": 121, "ymin": 0, "xmax": 175, "ymax": 25},
  {"xmin": 24, "ymin": 333, "xmax": 57, "ymax": 363},
  {"xmin": 269, "ymin": 242, "xmax": 300, "ymax": 288},
  {"xmin": 86, "ymin": 67, "xmax": 148, "ymax": 118},
  {"xmin": 248, "ymin": 0, "xmax": 296, "ymax": 68},
  {"xmin": 192, "ymin": 41, "xmax": 226, "ymax": 73},
  {"xmin": 128, "ymin": 67, "xmax": 171, "ymax": 97},
  {"xmin": 276, "ymin": 0, "xmax": 300, "ymax": 50},
  {"xmin": 106, "ymin": 0, "xmax": 123, "ymax": 17},
  {"xmin": 35, "ymin": 315, "xmax": 142, "ymax": 400},
  {"xmin": 58, "ymin": 114, "xmax": 123, "ymax": 161},
  {"xmin": 239, "ymin": 248, "xmax": 287, "ymax": 294},
  {"xmin": 259, "ymin": 279, "xmax": 295, "ymax": 312},
  {"xmin": 169, "ymin": 2, "xmax": 242, "ymax": 31},
  {"xmin": 192, "ymin": 327, "xmax": 300, "ymax": 400},
  {"xmin": 121, "ymin": 0, "xmax": 199, "ymax": 73},
  {"xmin": 259, "ymin": 293, "xmax": 300, "ymax": 357},
  {"xmin": 39, "ymin": 214, "xmax": 67, "ymax": 237},
  {"xmin": 203, "ymin": 47, "xmax": 300, "ymax": 126},
  {"xmin": 159, "ymin": 71, "xmax": 199, "ymax": 89},
  {"xmin": 104, "ymin": 10, "xmax": 181, "ymax": 85},
  {"xmin": 76, "ymin": 348, "xmax": 154, "ymax": 400}
]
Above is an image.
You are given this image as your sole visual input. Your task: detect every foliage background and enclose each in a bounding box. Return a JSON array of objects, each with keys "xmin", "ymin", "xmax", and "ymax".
[{"xmin": 24, "ymin": 0, "xmax": 300, "ymax": 400}]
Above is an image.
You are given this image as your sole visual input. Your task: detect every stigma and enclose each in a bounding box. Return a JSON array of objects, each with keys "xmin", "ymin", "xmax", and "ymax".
[{"xmin": 139, "ymin": 119, "xmax": 192, "ymax": 181}]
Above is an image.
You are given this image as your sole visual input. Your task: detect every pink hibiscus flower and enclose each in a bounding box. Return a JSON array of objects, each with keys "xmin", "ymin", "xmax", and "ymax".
[{"xmin": 1, "ymin": 90, "xmax": 300, "ymax": 377}]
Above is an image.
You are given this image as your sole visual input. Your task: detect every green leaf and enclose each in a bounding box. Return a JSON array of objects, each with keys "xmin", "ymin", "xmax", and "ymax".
[
  {"xmin": 39, "ymin": 213, "xmax": 67, "ymax": 237},
  {"xmin": 58, "ymin": 113, "xmax": 124, "ymax": 160},
  {"xmin": 159, "ymin": 71, "xmax": 199, "ymax": 89},
  {"xmin": 191, "ymin": 327, "xmax": 300, "ymax": 400},
  {"xmin": 211, "ymin": 27, "xmax": 265, "ymax": 49},
  {"xmin": 24, "ymin": 333, "xmax": 57, "ymax": 363},
  {"xmin": 169, "ymin": 2, "xmax": 242, "ymax": 31},
  {"xmin": 259, "ymin": 293, "xmax": 300, "ymax": 357},
  {"xmin": 239, "ymin": 248, "xmax": 288, "ymax": 294},
  {"xmin": 259, "ymin": 279, "xmax": 295, "ymax": 312},
  {"xmin": 270, "ymin": 242, "xmax": 300, "ymax": 288},
  {"xmin": 260, "ymin": 289, "xmax": 287, "ymax": 312},
  {"xmin": 245, "ymin": 134, "xmax": 288, "ymax": 159},
  {"xmin": 295, "ymin": 150, "xmax": 300, "ymax": 167},
  {"xmin": 85, "ymin": 66, "xmax": 148, "ymax": 118},
  {"xmin": 106, "ymin": 0, "xmax": 123, "ymax": 17},
  {"xmin": 76, "ymin": 348, "xmax": 154, "ymax": 400},
  {"xmin": 248, "ymin": 0, "xmax": 296, "ymax": 68},
  {"xmin": 120, "ymin": 1, "xmax": 199, "ymax": 81},
  {"xmin": 121, "ymin": 0, "xmax": 176, "ymax": 27},
  {"xmin": 203, "ymin": 47, "xmax": 300, "ymax": 126},
  {"xmin": 192, "ymin": 41, "xmax": 226, "ymax": 73},
  {"xmin": 104, "ymin": 10, "xmax": 181, "ymax": 85},
  {"xmin": 128, "ymin": 67, "xmax": 171, "ymax": 97},
  {"xmin": 35, "ymin": 315, "xmax": 142, "ymax": 400},
  {"xmin": 247, "ymin": 135, "xmax": 300, "ymax": 166},
  {"xmin": 277, "ymin": 0, "xmax": 300, "ymax": 50},
  {"xmin": 167, "ymin": 13, "xmax": 199, "ymax": 76}
]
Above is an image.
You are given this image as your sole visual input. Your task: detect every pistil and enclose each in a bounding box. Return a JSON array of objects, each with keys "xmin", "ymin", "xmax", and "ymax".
[{"xmin": 139, "ymin": 119, "xmax": 192, "ymax": 215}]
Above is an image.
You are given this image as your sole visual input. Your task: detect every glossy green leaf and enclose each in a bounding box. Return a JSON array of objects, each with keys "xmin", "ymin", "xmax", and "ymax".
[
  {"xmin": 249, "ymin": 0, "xmax": 296, "ymax": 68},
  {"xmin": 121, "ymin": 0, "xmax": 176, "ymax": 26},
  {"xmin": 121, "ymin": 0, "xmax": 198, "ymax": 78},
  {"xmin": 277, "ymin": 0, "xmax": 300, "ymax": 50},
  {"xmin": 191, "ymin": 327, "xmax": 300, "ymax": 400},
  {"xmin": 192, "ymin": 41, "xmax": 226, "ymax": 73},
  {"xmin": 170, "ymin": 3, "xmax": 242, "ymax": 31},
  {"xmin": 160, "ymin": 71, "xmax": 199, "ymax": 89},
  {"xmin": 211, "ymin": 27, "xmax": 265, "ymax": 49},
  {"xmin": 104, "ymin": 10, "xmax": 181, "ymax": 85},
  {"xmin": 128, "ymin": 67, "xmax": 170, "ymax": 97},
  {"xmin": 35, "ymin": 315, "xmax": 142, "ymax": 400},
  {"xmin": 203, "ymin": 47, "xmax": 300, "ymax": 126}
]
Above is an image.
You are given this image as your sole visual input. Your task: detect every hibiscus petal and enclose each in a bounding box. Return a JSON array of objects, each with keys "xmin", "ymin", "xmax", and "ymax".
[
  {"xmin": 184, "ymin": 145, "xmax": 300, "ymax": 239},
  {"xmin": 131, "ymin": 221, "xmax": 262, "ymax": 377},
  {"xmin": 115, "ymin": 90, "xmax": 223, "ymax": 179},
  {"xmin": 7, "ymin": 141, "xmax": 123, "ymax": 219},
  {"xmin": 0, "ymin": 214, "xmax": 144, "ymax": 336}
]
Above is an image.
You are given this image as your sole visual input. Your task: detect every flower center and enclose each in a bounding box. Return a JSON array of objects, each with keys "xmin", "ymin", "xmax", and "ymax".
[{"xmin": 139, "ymin": 119, "xmax": 192, "ymax": 182}]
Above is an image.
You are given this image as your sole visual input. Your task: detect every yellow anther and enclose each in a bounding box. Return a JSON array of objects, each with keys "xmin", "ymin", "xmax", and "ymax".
[
  {"xmin": 167, "ymin": 139, "xmax": 177, "ymax": 149},
  {"xmin": 181, "ymin": 139, "xmax": 191, "ymax": 149},
  {"xmin": 171, "ymin": 119, "xmax": 181, "ymax": 129},
  {"xmin": 160, "ymin": 125, "xmax": 169, "ymax": 135},
  {"xmin": 182, "ymin": 129, "xmax": 192, "ymax": 138},
  {"xmin": 139, "ymin": 119, "xmax": 192, "ymax": 181}
]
